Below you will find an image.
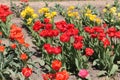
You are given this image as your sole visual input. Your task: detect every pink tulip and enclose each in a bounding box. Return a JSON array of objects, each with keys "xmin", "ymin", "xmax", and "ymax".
[{"xmin": 78, "ymin": 69, "xmax": 89, "ymax": 78}]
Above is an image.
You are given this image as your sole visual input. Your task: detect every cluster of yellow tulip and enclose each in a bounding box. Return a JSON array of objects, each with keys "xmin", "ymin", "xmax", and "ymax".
[
  {"xmin": 103, "ymin": 4, "xmax": 117, "ymax": 14},
  {"xmin": 102, "ymin": 2, "xmax": 120, "ymax": 26},
  {"xmin": 67, "ymin": 6, "xmax": 79, "ymax": 18},
  {"xmin": 38, "ymin": 7, "xmax": 57, "ymax": 20},
  {"xmin": 21, "ymin": 6, "xmax": 38, "ymax": 25},
  {"xmin": 103, "ymin": 4, "xmax": 120, "ymax": 20},
  {"xmin": 85, "ymin": 8, "xmax": 101, "ymax": 24}
]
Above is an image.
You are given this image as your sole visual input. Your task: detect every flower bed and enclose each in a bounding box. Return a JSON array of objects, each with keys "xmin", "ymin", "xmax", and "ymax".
[
  {"xmin": 20, "ymin": 0, "xmax": 120, "ymax": 80},
  {"xmin": 0, "ymin": 4, "xmax": 37, "ymax": 80},
  {"xmin": 1, "ymin": 0, "xmax": 120, "ymax": 80}
]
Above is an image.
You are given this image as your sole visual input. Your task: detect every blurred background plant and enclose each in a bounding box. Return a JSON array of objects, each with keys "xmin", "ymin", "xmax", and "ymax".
[
  {"xmin": 10, "ymin": 0, "xmax": 29, "ymax": 18},
  {"xmin": 53, "ymin": 4, "xmax": 102, "ymax": 28},
  {"xmin": 80, "ymin": 5, "xmax": 102, "ymax": 27},
  {"xmin": 103, "ymin": 0, "xmax": 120, "ymax": 28}
]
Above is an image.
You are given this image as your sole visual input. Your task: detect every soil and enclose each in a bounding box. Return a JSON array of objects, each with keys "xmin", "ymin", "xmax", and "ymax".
[{"xmin": 1, "ymin": 0, "xmax": 120, "ymax": 80}]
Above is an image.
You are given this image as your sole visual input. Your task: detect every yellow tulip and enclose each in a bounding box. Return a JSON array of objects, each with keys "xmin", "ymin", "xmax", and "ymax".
[
  {"xmin": 103, "ymin": 8, "xmax": 107, "ymax": 13},
  {"xmin": 32, "ymin": 14, "xmax": 38, "ymax": 19},
  {"xmin": 106, "ymin": 4, "xmax": 110, "ymax": 8},
  {"xmin": 118, "ymin": 13, "xmax": 120, "ymax": 17},
  {"xmin": 73, "ymin": 12, "xmax": 79, "ymax": 17},
  {"xmin": 89, "ymin": 15, "xmax": 96, "ymax": 21},
  {"xmin": 110, "ymin": 7, "xmax": 116, "ymax": 14},
  {"xmin": 86, "ymin": 9, "xmax": 91, "ymax": 14},
  {"xmin": 45, "ymin": 13, "xmax": 52, "ymax": 19},
  {"xmin": 21, "ymin": 11, "xmax": 26, "ymax": 18},
  {"xmin": 113, "ymin": 12, "xmax": 117, "ymax": 16},
  {"xmin": 95, "ymin": 18, "xmax": 101, "ymax": 24},
  {"xmin": 85, "ymin": 13, "xmax": 89, "ymax": 16},
  {"xmin": 51, "ymin": 11, "xmax": 57, "ymax": 16},
  {"xmin": 25, "ymin": 6, "xmax": 34, "ymax": 15},
  {"xmin": 38, "ymin": 9, "xmax": 43, "ymax": 14},
  {"xmin": 67, "ymin": 11, "xmax": 71, "ymax": 14},
  {"xmin": 67, "ymin": 6, "xmax": 75, "ymax": 11},
  {"xmin": 27, "ymin": 18, "xmax": 32, "ymax": 25},
  {"xmin": 38, "ymin": 7, "xmax": 49, "ymax": 14},
  {"xmin": 85, "ymin": 13, "xmax": 92, "ymax": 17},
  {"xmin": 43, "ymin": 7, "xmax": 49, "ymax": 13},
  {"xmin": 68, "ymin": 13, "xmax": 74, "ymax": 17}
]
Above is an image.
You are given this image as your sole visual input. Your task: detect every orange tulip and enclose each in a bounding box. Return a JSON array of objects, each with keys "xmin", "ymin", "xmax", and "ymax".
[
  {"xmin": 0, "ymin": 32, "xmax": 2, "ymax": 36},
  {"xmin": 0, "ymin": 40, "xmax": 2, "ymax": 44},
  {"xmin": 0, "ymin": 46, "xmax": 5, "ymax": 52},
  {"xmin": 20, "ymin": 53, "xmax": 28, "ymax": 61},
  {"xmin": 10, "ymin": 24, "xmax": 26, "ymax": 45},
  {"xmin": 23, "ymin": 43, "xmax": 30, "ymax": 48},
  {"xmin": 10, "ymin": 44, "xmax": 17, "ymax": 49}
]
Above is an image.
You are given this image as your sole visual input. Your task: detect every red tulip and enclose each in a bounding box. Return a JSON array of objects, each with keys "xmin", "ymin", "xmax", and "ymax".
[
  {"xmin": 20, "ymin": 53, "xmax": 28, "ymax": 61},
  {"xmin": 44, "ymin": 18, "xmax": 50, "ymax": 23},
  {"xmin": 22, "ymin": 67, "xmax": 32, "ymax": 78},
  {"xmin": 60, "ymin": 34, "xmax": 70, "ymax": 42},
  {"xmin": 52, "ymin": 60, "xmax": 62, "ymax": 71},
  {"xmin": 10, "ymin": 44, "xmax": 16, "ymax": 49},
  {"xmin": 56, "ymin": 70, "xmax": 69, "ymax": 80},
  {"xmin": 85, "ymin": 48, "xmax": 94, "ymax": 56},
  {"xmin": 73, "ymin": 42, "xmax": 83, "ymax": 50}
]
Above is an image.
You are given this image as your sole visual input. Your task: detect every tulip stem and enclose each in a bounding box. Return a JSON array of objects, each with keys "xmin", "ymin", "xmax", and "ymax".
[{"xmin": 25, "ymin": 77, "xmax": 29, "ymax": 80}]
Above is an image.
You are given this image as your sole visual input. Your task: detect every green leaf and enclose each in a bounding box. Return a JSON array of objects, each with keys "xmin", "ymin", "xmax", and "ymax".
[
  {"xmin": 45, "ymin": 65, "xmax": 51, "ymax": 71},
  {"xmin": 86, "ymin": 75, "xmax": 91, "ymax": 80},
  {"xmin": 56, "ymin": 54, "xmax": 62, "ymax": 60},
  {"xmin": 117, "ymin": 61, "xmax": 120, "ymax": 64},
  {"xmin": 115, "ymin": 25, "xmax": 120, "ymax": 29},
  {"xmin": 109, "ymin": 64, "xmax": 118, "ymax": 76},
  {"xmin": 97, "ymin": 71, "xmax": 107, "ymax": 77},
  {"xmin": 75, "ymin": 58, "xmax": 80, "ymax": 70},
  {"xmin": 6, "ymin": 69, "xmax": 15, "ymax": 77},
  {"xmin": 27, "ymin": 62, "xmax": 38, "ymax": 69},
  {"xmin": 18, "ymin": 73, "xmax": 25, "ymax": 80},
  {"xmin": 93, "ymin": 59, "xmax": 99, "ymax": 66},
  {"xmin": 33, "ymin": 58, "xmax": 45, "ymax": 66},
  {"xmin": 78, "ymin": 78, "xmax": 82, "ymax": 80},
  {"xmin": 82, "ymin": 55, "xmax": 87, "ymax": 61},
  {"xmin": 0, "ymin": 72, "xmax": 6, "ymax": 80},
  {"xmin": 39, "ymin": 59, "xmax": 45, "ymax": 66}
]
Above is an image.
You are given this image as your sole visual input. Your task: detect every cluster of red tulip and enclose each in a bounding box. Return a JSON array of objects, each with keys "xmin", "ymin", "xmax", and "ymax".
[
  {"xmin": 32, "ymin": 19, "xmax": 71, "ymax": 80},
  {"xmin": 19, "ymin": 0, "xmax": 120, "ymax": 79},
  {"xmin": 33, "ymin": 19, "xmax": 59, "ymax": 37},
  {"xmin": 44, "ymin": 43, "xmax": 62, "ymax": 55},
  {"xmin": 0, "ymin": 5, "xmax": 12, "ymax": 22},
  {"xmin": 31, "ymin": 18, "xmax": 95, "ymax": 80},
  {"xmin": 84, "ymin": 24, "xmax": 120, "ymax": 48}
]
